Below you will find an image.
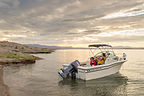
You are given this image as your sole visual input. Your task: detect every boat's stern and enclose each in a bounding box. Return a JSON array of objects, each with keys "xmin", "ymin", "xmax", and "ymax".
[{"xmin": 58, "ymin": 60, "xmax": 80, "ymax": 79}]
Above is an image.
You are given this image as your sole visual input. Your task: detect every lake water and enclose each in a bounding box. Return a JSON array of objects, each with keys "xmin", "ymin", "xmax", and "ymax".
[{"xmin": 1, "ymin": 49, "xmax": 144, "ymax": 96}]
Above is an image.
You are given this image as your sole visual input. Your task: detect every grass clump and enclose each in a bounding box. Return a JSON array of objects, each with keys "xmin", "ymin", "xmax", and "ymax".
[
  {"xmin": 1, "ymin": 45, "xmax": 6, "ymax": 47},
  {"xmin": 21, "ymin": 47, "xmax": 24, "ymax": 50},
  {"xmin": 0, "ymin": 54, "xmax": 5, "ymax": 57},
  {"xmin": 6, "ymin": 52, "xmax": 35, "ymax": 60},
  {"xmin": 41, "ymin": 48, "xmax": 48, "ymax": 52},
  {"xmin": 6, "ymin": 53, "xmax": 21, "ymax": 59},
  {"xmin": 15, "ymin": 46, "xmax": 18, "ymax": 49},
  {"xmin": 22, "ymin": 55, "xmax": 35, "ymax": 60}
]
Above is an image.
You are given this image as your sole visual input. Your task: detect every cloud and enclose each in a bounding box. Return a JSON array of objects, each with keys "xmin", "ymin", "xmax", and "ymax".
[
  {"xmin": 101, "ymin": 9, "xmax": 144, "ymax": 19},
  {"xmin": 0, "ymin": 0, "xmax": 144, "ymax": 47}
]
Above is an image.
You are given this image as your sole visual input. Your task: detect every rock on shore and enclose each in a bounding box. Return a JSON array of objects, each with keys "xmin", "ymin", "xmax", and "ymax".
[{"xmin": 0, "ymin": 41, "xmax": 54, "ymax": 53}]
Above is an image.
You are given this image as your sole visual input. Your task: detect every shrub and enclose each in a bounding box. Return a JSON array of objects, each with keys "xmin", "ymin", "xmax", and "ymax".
[
  {"xmin": 15, "ymin": 46, "xmax": 18, "ymax": 49},
  {"xmin": 21, "ymin": 47, "xmax": 24, "ymax": 50},
  {"xmin": 0, "ymin": 54, "xmax": 5, "ymax": 57},
  {"xmin": 23, "ymin": 55, "xmax": 35, "ymax": 60},
  {"xmin": 6, "ymin": 53, "xmax": 21, "ymax": 59},
  {"xmin": 1, "ymin": 45, "xmax": 6, "ymax": 47},
  {"xmin": 41, "ymin": 48, "xmax": 48, "ymax": 52},
  {"xmin": 6, "ymin": 52, "xmax": 35, "ymax": 60}
]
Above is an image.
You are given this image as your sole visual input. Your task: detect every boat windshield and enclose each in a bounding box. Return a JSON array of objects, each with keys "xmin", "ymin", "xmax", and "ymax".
[
  {"xmin": 94, "ymin": 52, "xmax": 104, "ymax": 57},
  {"xmin": 94, "ymin": 51, "xmax": 116, "ymax": 58},
  {"xmin": 106, "ymin": 51, "xmax": 116, "ymax": 57}
]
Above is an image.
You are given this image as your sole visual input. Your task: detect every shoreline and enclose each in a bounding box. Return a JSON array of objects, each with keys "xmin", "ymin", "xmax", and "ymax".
[
  {"xmin": 24, "ymin": 51, "xmax": 54, "ymax": 54},
  {"xmin": 0, "ymin": 52, "xmax": 53, "ymax": 65},
  {"xmin": 0, "ymin": 51, "xmax": 54, "ymax": 66},
  {"xmin": 0, "ymin": 58, "xmax": 36, "ymax": 65}
]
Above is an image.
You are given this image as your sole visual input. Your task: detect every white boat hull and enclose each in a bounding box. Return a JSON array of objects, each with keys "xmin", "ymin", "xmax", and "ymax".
[
  {"xmin": 76, "ymin": 60, "xmax": 126, "ymax": 80},
  {"xmin": 60, "ymin": 44, "xmax": 127, "ymax": 80}
]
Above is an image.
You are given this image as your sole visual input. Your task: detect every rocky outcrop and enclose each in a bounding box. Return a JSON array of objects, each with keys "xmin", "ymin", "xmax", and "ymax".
[
  {"xmin": 0, "ymin": 41, "xmax": 54, "ymax": 65},
  {"xmin": 0, "ymin": 41, "xmax": 54, "ymax": 53}
]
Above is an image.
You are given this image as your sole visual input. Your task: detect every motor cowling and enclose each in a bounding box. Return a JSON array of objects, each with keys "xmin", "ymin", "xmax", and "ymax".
[{"xmin": 58, "ymin": 60, "xmax": 80, "ymax": 79}]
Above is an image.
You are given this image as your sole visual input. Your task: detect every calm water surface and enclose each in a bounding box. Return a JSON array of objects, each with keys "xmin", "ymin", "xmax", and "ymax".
[{"xmin": 2, "ymin": 49, "xmax": 144, "ymax": 96}]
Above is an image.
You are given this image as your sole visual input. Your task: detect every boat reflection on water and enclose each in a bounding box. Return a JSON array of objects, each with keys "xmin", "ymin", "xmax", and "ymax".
[
  {"xmin": 0, "ymin": 66, "xmax": 10, "ymax": 96},
  {"xmin": 58, "ymin": 73, "xmax": 128, "ymax": 96}
]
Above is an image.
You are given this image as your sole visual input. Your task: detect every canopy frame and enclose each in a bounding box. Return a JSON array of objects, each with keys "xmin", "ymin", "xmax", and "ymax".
[{"xmin": 88, "ymin": 44, "xmax": 115, "ymax": 57}]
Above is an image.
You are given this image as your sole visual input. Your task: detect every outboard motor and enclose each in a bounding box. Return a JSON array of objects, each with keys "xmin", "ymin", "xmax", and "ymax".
[{"xmin": 58, "ymin": 60, "xmax": 80, "ymax": 79}]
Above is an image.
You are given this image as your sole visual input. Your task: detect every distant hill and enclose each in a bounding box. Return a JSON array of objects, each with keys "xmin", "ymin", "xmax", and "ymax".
[
  {"xmin": 0, "ymin": 41, "xmax": 54, "ymax": 53},
  {"xmin": 113, "ymin": 46, "xmax": 144, "ymax": 49},
  {"xmin": 27, "ymin": 44, "xmax": 74, "ymax": 49},
  {"xmin": 27, "ymin": 44, "xmax": 144, "ymax": 50}
]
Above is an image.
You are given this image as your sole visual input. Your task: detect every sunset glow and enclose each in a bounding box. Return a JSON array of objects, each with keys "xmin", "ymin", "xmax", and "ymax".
[{"xmin": 0, "ymin": 0, "xmax": 144, "ymax": 47}]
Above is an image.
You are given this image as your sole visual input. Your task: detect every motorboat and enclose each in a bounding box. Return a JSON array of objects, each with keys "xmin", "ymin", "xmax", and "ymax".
[{"xmin": 58, "ymin": 44, "xmax": 127, "ymax": 80}]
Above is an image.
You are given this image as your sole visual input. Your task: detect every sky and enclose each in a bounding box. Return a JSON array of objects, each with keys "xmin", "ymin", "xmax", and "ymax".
[{"xmin": 0, "ymin": 0, "xmax": 144, "ymax": 47}]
